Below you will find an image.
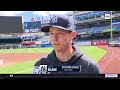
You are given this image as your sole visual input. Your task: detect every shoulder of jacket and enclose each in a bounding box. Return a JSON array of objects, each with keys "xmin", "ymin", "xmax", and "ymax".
[
  {"xmin": 81, "ymin": 54, "xmax": 97, "ymax": 65},
  {"xmin": 80, "ymin": 54, "xmax": 100, "ymax": 73},
  {"xmin": 34, "ymin": 55, "xmax": 48, "ymax": 66}
]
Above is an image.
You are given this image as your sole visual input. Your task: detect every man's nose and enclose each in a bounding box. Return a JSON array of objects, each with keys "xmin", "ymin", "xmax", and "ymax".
[{"xmin": 53, "ymin": 34, "xmax": 58, "ymax": 40}]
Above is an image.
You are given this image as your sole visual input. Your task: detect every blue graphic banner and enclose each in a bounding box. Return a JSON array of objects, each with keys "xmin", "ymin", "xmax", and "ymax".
[{"xmin": 24, "ymin": 21, "xmax": 41, "ymax": 29}]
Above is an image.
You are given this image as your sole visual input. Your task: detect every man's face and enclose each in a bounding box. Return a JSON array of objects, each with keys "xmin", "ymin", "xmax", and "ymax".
[{"xmin": 49, "ymin": 27, "xmax": 76, "ymax": 52}]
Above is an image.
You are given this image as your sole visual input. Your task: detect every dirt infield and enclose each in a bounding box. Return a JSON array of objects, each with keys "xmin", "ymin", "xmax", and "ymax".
[
  {"xmin": 97, "ymin": 45, "xmax": 120, "ymax": 74},
  {"xmin": 0, "ymin": 53, "xmax": 48, "ymax": 67}
]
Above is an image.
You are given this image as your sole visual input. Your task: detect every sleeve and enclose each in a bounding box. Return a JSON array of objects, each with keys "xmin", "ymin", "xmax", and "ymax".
[
  {"xmin": 34, "ymin": 58, "xmax": 48, "ymax": 67},
  {"xmin": 88, "ymin": 63, "xmax": 101, "ymax": 74},
  {"xmin": 80, "ymin": 54, "xmax": 101, "ymax": 74}
]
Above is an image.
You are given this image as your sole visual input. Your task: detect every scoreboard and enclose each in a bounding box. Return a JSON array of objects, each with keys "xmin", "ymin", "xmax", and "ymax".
[
  {"xmin": 0, "ymin": 16, "xmax": 23, "ymax": 33},
  {"xmin": 24, "ymin": 21, "xmax": 41, "ymax": 29}
]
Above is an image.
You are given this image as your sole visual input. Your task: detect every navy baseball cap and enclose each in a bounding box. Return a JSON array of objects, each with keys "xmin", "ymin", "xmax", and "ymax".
[{"xmin": 41, "ymin": 15, "xmax": 75, "ymax": 32}]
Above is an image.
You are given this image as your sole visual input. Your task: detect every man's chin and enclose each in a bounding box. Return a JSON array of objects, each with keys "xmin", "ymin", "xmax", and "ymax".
[{"xmin": 54, "ymin": 47, "xmax": 62, "ymax": 52}]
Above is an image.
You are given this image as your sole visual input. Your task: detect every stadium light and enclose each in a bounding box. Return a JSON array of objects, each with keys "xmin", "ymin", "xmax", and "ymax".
[{"xmin": 105, "ymin": 13, "xmax": 110, "ymax": 19}]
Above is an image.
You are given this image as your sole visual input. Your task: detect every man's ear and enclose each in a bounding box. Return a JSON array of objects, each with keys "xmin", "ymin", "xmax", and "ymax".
[{"xmin": 71, "ymin": 31, "xmax": 76, "ymax": 40}]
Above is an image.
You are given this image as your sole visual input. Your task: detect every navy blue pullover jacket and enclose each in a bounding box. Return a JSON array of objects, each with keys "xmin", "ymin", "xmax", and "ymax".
[{"xmin": 34, "ymin": 45, "xmax": 101, "ymax": 74}]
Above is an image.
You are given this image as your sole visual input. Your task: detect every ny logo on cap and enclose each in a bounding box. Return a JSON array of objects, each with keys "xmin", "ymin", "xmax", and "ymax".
[{"xmin": 50, "ymin": 15, "xmax": 58, "ymax": 23}]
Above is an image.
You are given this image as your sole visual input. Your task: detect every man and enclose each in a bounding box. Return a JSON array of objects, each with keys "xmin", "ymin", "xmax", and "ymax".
[{"xmin": 33, "ymin": 15, "xmax": 101, "ymax": 74}]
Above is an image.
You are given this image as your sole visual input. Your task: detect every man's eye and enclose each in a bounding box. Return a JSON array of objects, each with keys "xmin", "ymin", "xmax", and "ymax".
[{"xmin": 50, "ymin": 33, "xmax": 53, "ymax": 35}]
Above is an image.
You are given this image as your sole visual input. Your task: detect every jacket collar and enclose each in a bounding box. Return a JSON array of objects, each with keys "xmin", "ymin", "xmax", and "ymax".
[{"xmin": 47, "ymin": 45, "xmax": 84, "ymax": 65}]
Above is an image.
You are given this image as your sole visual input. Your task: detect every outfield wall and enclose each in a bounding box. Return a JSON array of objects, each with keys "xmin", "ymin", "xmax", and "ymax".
[
  {"xmin": 77, "ymin": 41, "xmax": 91, "ymax": 46},
  {"xmin": 0, "ymin": 44, "xmax": 21, "ymax": 49},
  {"xmin": 92, "ymin": 40, "xmax": 108, "ymax": 46},
  {"xmin": 76, "ymin": 40, "xmax": 108, "ymax": 46}
]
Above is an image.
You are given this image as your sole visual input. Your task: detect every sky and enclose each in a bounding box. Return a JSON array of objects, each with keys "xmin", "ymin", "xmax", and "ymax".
[{"xmin": 0, "ymin": 11, "xmax": 72, "ymax": 22}]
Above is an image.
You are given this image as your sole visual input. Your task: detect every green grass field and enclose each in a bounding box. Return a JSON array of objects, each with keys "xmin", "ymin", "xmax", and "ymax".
[
  {"xmin": 80, "ymin": 46, "xmax": 107, "ymax": 62},
  {"xmin": 0, "ymin": 46, "xmax": 107, "ymax": 74},
  {"xmin": 0, "ymin": 48, "xmax": 53, "ymax": 53},
  {"xmin": 0, "ymin": 60, "xmax": 37, "ymax": 74}
]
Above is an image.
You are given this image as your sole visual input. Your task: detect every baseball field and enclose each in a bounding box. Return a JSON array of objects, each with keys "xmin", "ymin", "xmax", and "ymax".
[{"xmin": 0, "ymin": 45, "xmax": 120, "ymax": 74}]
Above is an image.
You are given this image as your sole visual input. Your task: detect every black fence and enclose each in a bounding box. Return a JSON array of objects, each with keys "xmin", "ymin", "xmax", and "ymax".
[
  {"xmin": 0, "ymin": 38, "xmax": 22, "ymax": 44},
  {"xmin": 0, "ymin": 44, "xmax": 21, "ymax": 49}
]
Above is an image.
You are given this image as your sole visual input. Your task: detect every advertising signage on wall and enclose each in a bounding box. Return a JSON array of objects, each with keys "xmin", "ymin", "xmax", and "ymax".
[{"xmin": 25, "ymin": 29, "xmax": 41, "ymax": 33}]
